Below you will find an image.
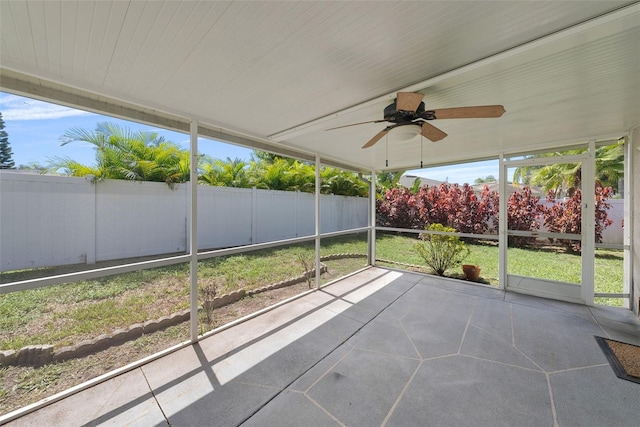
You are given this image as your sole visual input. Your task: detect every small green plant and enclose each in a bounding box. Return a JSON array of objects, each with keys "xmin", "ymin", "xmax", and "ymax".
[
  {"xmin": 296, "ymin": 250, "xmax": 315, "ymax": 288},
  {"xmin": 199, "ymin": 284, "xmax": 218, "ymax": 324},
  {"xmin": 414, "ymin": 223, "xmax": 469, "ymax": 276}
]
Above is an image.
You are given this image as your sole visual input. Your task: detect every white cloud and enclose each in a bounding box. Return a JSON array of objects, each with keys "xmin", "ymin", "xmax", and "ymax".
[{"xmin": 0, "ymin": 93, "xmax": 92, "ymax": 121}]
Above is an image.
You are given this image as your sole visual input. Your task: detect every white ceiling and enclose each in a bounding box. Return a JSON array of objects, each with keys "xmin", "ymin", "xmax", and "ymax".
[{"xmin": 1, "ymin": 1, "xmax": 639, "ymax": 172}]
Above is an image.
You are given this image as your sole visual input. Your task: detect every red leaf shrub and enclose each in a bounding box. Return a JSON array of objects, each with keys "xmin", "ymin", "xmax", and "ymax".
[
  {"xmin": 415, "ymin": 184, "xmax": 449, "ymax": 228},
  {"xmin": 477, "ymin": 185, "xmax": 500, "ymax": 233},
  {"xmin": 416, "ymin": 183, "xmax": 498, "ymax": 234},
  {"xmin": 543, "ymin": 185, "xmax": 613, "ymax": 253},
  {"xmin": 506, "ymin": 186, "xmax": 544, "ymax": 248},
  {"xmin": 377, "ymin": 181, "xmax": 614, "ymax": 253},
  {"xmin": 377, "ymin": 183, "xmax": 499, "ymax": 235},
  {"xmin": 376, "ymin": 187, "xmax": 422, "ymax": 229}
]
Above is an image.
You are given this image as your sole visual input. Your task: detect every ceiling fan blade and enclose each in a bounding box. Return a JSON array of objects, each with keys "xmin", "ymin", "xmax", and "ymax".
[
  {"xmin": 431, "ymin": 105, "xmax": 506, "ymax": 119},
  {"xmin": 421, "ymin": 122, "xmax": 448, "ymax": 142},
  {"xmin": 326, "ymin": 120, "xmax": 386, "ymax": 131},
  {"xmin": 362, "ymin": 128, "xmax": 390, "ymax": 149},
  {"xmin": 396, "ymin": 92, "xmax": 425, "ymax": 112}
]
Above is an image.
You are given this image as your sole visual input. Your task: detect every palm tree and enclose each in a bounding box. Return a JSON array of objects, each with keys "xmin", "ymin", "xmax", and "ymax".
[
  {"xmin": 199, "ymin": 157, "xmax": 249, "ymax": 187},
  {"xmin": 511, "ymin": 140, "xmax": 624, "ymax": 196},
  {"xmin": 377, "ymin": 171, "xmax": 403, "ymax": 191},
  {"xmin": 594, "ymin": 141, "xmax": 624, "ymax": 191},
  {"xmin": 285, "ymin": 161, "xmax": 316, "ymax": 192},
  {"xmin": 51, "ymin": 122, "xmax": 191, "ymax": 186},
  {"xmin": 247, "ymin": 157, "xmax": 292, "ymax": 191},
  {"xmin": 511, "ymin": 162, "xmax": 535, "ymax": 187},
  {"xmin": 246, "ymin": 152, "xmax": 367, "ymax": 196},
  {"xmin": 321, "ymin": 168, "xmax": 368, "ymax": 197},
  {"xmin": 250, "ymin": 150, "xmax": 283, "ymax": 164},
  {"xmin": 531, "ymin": 162, "xmax": 580, "ymax": 198}
]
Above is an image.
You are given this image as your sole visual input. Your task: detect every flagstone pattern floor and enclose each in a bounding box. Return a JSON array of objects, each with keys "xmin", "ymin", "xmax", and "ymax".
[{"xmin": 4, "ymin": 267, "xmax": 640, "ymax": 426}]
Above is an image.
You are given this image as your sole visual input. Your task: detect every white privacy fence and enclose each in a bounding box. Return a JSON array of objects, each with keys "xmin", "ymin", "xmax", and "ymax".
[
  {"xmin": 0, "ymin": 173, "xmax": 368, "ymax": 272},
  {"xmin": 0, "ymin": 173, "xmax": 624, "ymax": 272},
  {"xmin": 597, "ymin": 198, "xmax": 624, "ymax": 245}
]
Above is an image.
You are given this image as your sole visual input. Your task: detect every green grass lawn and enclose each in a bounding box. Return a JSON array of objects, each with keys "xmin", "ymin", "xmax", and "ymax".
[
  {"xmin": 0, "ymin": 237, "xmax": 368, "ymax": 350},
  {"xmin": 0, "ymin": 233, "xmax": 625, "ymax": 351},
  {"xmin": 375, "ymin": 233, "xmax": 624, "ymax": 305}
]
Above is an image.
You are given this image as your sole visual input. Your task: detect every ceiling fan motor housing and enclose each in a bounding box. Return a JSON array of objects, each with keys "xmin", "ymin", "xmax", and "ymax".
[{"xmin": 384, "ymin": 100, "xmax": 427, "ymax": 123}]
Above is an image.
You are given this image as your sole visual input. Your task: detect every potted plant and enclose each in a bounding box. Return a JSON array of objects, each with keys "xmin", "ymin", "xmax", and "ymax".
[{"xmin": 462, "ymin": 264, "xmax": 481, "ymax": 282}]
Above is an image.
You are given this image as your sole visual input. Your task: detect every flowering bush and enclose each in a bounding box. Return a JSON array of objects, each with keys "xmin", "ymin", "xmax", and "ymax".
[{"xmin": 414, "ymin": 223, "xmax": 469, "ymax": 276}]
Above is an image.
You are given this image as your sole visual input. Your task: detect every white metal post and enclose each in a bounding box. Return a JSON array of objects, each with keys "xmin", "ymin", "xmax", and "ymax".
[
  {"xmin": 581, "ymin": 141, "xmax": 596, "ymax": 305},
  {"xmin": 623, "ymin": 133, "xmax": 634, "ymax": 310},
  {"xmin": 369, "ymin": 170, "xmax": 376, "ymax": 266},
  {"xmin": 315, "ymin": 155, "xmax": 321, "ymax": 289},
  {"xmin": 189, "ymin": 121, "xmax": 199, "ymax": 341},
  {"xmin": 498, "ymin": 154, "xmax": 507, "ymax": 290}
]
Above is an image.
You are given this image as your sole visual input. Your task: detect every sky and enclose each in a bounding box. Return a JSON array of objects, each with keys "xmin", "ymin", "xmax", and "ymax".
[
  {"xmin": 0, "ymin": 91, "xmax": 498, "ymax": 184},
  {"xmin": 0, "ymin": 91, "xmax": 254, "ymax": 168}
]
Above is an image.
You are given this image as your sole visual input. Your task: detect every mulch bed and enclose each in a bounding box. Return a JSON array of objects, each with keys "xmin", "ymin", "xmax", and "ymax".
[{"xmin": 595, "ymin": 336, "xmax": 640, "ymax": 384}]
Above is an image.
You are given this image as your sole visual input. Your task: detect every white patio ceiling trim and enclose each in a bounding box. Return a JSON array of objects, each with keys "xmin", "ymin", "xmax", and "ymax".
[{"xmin": 1, "ymin": 1, "xmax": 639, "ymax": 172}]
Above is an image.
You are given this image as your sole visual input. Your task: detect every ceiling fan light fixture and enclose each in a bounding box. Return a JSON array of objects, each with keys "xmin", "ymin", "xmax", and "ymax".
[{"xmin": 391, "ymin": 126, "xmax": 420, "ymax": 141}]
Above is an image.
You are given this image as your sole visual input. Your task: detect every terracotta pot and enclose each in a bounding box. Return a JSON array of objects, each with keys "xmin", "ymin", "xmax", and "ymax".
[{"xmin": 462, "ymin": 264, "xmax": 481, "ymax": 282}]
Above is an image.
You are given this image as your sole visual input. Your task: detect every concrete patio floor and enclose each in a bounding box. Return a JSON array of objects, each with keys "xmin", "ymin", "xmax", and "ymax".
[{"xmin": 5, "ymin": 267, "xmax": 640, "ymax": 426}]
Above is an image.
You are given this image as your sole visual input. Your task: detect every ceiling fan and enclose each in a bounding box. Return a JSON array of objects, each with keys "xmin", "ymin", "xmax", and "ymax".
[{"xmin": 327, "ymin": 92, "xmax": 505, "ymax": 148}]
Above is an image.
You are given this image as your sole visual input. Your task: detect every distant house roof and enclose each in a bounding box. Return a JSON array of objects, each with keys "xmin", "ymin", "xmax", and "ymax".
[
  {"xmin": 398, "ymin": 176, "xmax": 543, "ymax": 196},
  {"xmin": 399, "ymin": 175, "xmax": 443, "ymax": 189},
  {"xmin": 472, "ymin": 181, "xmax": 542, "ymax": 195}
]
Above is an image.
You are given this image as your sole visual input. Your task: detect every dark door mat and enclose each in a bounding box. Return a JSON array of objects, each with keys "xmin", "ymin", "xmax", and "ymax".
[{"xmin": 595, "ymin": 336, "xmax": 640, "ymax": 384}]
